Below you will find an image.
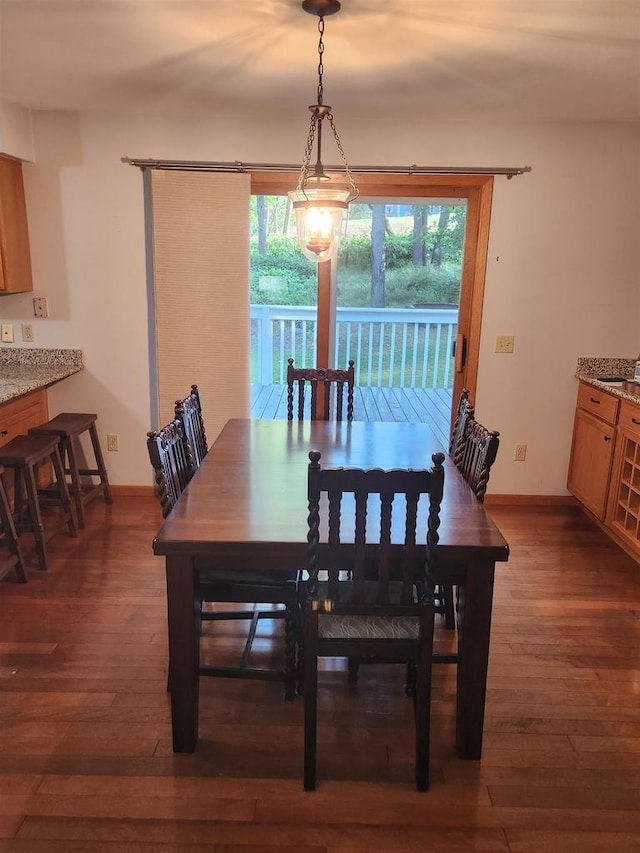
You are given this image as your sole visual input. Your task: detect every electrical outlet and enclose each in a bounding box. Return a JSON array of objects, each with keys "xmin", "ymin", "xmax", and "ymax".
[
  {"xmin": 33, "ymin": 297, "xmax": 49, "ymax": 318},
  {"xmin": 106, "ymin": 433, "xmax": 119, "ymax": 452},
  {"xmin": 514, "ymin": 444, "xmax": 527, "ymax": 461},
  {"xmin": 495, "ymin": 335, "xmax": 514, "ymax": 353},
  {"xmin": 1, "ymin": 324, "xmax": 14, "ymax": 343},
  {"xmin": 21, "ymin": 323, "xmax": 34, "ymax": 342}
]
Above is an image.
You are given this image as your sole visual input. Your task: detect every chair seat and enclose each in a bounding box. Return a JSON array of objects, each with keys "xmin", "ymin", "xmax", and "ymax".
[
  {"xmin": 318, "ymin": 613, "xmax": 420, "ymax": 640},
  {"xmin": 0, "ymin": 433, "xmax": 60, "ymax": 466},
  {"xmin": 30, "ymin": 412, "xmax": 97, "ymax": 437}
]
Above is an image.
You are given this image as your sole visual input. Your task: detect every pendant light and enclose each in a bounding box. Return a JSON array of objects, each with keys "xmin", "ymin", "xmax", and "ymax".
[{"xmin": 289, "ymin": 0, "xmax": 358, "ymax": 263}]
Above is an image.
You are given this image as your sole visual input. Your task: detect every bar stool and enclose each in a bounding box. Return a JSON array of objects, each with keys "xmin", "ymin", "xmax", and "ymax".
[
  {"xmin": 0, "ymin": 464, "xmax": 27, "ymax": 583},
  {"xmin": 29, "ymin": 413, "xmax": 113, "ymax": 528},
  {"xmin": 0, "ymin": 434, "xmax": 77, "ymax": 571}
]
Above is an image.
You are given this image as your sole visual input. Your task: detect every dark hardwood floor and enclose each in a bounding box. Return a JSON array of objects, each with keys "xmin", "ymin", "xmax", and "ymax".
[{"xmin": 2, "ymin": 495, "xmax": 640, "ymax": 851}]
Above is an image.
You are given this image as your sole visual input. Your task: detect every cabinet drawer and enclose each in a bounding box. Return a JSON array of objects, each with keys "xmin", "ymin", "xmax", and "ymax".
[
  {"xmin": 0, "ymin": 390, "xmax": 48, "ymax": 447},
  {"xmin": 618, "ymin": 400, "xmax": 640, "ymax": 438},
  {"xmin": 577, "ymin": 382, "xmax": 619, "ymax": 425}
]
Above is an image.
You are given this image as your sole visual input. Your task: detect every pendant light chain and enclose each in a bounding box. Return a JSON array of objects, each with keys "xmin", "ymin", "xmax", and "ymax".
[
  {"xmin": 295, "ymin": 12, "xmax": 357, "ymax": 198},
  {"xmin": 328, "ymin": 114, "xmax": 357, "ymax": 198},
  {"xmin": 296, "ymin": 113, "xmax": 318, "ymax": 193},
  {"xmin": 316, "ymin": 16, "xmax": 325, "ymax": 106}
]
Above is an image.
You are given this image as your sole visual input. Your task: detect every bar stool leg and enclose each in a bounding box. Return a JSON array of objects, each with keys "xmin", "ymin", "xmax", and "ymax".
[
  {"xmin": 63, "ymin": 434, "xmax": 85, "ymax": 528},
  {"xmin": 23, "ymin": 462, "xmax": 48, "ymax": 571},
  {"xmin": 0, "ymin": 470, "xmax": 27, "ymax": 583},
  {"xmin": 88, "ymin": 423, "xmax": 113, "ymax": 504},
  {"xmin": 50, "ymin": 445, "xmax": 77, "ymax": 537}
]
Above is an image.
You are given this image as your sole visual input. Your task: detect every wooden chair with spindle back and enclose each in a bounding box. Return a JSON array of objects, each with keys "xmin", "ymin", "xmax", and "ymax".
[
  {"xmin": 302, "ymin": 449, "xmax": 445, "ymax": 791},
  {"xmin": 146, "ymin": 418, "xmax": 299, "ymax": 700},
  {"xmin": 431, "ymin": 389, "xmax": 476, "ymax": 629},
  {"xmin": 449, "ymin": 388, "xmax": 475, "ymax": 459},
  {"xmin": 430, "ymin": 413, "xmax": 500, "ymax": 642},
  {"xmin": 287, "ymin": 358, "xmax": 355, "ymax": 421},
  {"xmin": 174, "ymin": 384, "xmax": 208, "ymax": 469},
  {"xmin": 456, "ymin": 418, "xmax": 501, "ymax": 501}
]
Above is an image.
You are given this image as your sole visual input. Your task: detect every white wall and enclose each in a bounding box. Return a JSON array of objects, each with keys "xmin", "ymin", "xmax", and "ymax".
[{"xmin": 3, "ymin": 106, "xmax": 640, "ymax": 493}]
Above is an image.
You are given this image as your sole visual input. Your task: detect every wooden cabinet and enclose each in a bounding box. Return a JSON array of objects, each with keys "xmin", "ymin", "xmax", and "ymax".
[
  {"xmin": 607, "ymin": 400, "xmax": 640, "ymax": 550},
  {"xmin": 0, "ymin": 155, "xmax": 33, "ymax": 293},
  {"xmin": 569, "ymin": 381, "xmax": 640, "ymax": 561},
  {"xmin": 0, "ymin": 389, "xmax": 48, "ymax": 447},
  {"xmin": 567, "ymin": 383, "xmax": 618, "ymax": 519},
  {"xmin": 0, "ymin": 390, "xmax": 49, "ymax": 494}
]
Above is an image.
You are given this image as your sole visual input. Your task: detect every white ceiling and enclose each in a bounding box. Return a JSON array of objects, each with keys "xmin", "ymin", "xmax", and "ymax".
[{"xmin": 1, "ymin": 0, "xmax": 639, "ymax": 121}]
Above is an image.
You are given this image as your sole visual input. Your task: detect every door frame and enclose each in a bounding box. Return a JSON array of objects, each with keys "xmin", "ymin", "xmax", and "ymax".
[{"xmin": 251, "ymin": 171, "xmax": 494, "ymax": 412}]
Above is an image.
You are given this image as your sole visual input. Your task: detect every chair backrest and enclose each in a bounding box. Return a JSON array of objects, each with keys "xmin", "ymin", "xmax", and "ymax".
[
  {"xmin": 146, "ymin": 419, "xmax": 196, "ymax": 517},
  {"xmin": 449, "ymin": 388, "xmax": 474, "ymax": 459},
  {"xmin": 287, "ymin": 359, "xmax": 355, "ymax": 422},
  {"xmin": 456, "ymin": 419, "xmax": 500, "ymax": 502},
  {"xmin": 175, "ymin": 384, "xmax": 208, "ymax": 468},
  {"xmin": 305, "ymin": 449, "xmax": 445, "ymax": 608}
]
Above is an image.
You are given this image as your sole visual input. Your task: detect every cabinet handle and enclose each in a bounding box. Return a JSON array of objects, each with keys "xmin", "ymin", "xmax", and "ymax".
[
  {"xmin": 604, "ymin": 435, "xmax": 611, "ymax": 441},
  {"xmin": 589, "ymin": 397, "xmax": 601, "ymax": 404},
  {"xmin": 632, "ymin": 418, "xmax": 640, "ymax": 425},
  {"xmin": 0, "ymin": 430, "xmax": 7, "ymax": 437}
]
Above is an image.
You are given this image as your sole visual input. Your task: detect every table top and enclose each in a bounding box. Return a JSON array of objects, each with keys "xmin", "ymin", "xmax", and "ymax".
[{"xmin": 153, "ymin": 418, "xmax": 509, "ymax": 566}]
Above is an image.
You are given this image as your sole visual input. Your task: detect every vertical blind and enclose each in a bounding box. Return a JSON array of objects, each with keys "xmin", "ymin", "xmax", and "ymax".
[{"xmin": 150, "ymin": 170, "xmax": 251, "ymax": 442}]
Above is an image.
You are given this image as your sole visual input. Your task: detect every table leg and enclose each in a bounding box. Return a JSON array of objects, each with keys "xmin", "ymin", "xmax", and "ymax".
[
  {"xmin": 166, "ymin": 554, "xmax": 200, "ymax": 752},
  {"xmin": 455, "ymin": 558, "xmax": 496, "ymax": 759}
]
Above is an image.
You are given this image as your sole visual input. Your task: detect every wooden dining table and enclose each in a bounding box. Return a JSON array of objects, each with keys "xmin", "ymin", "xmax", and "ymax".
[{"xmin": 153, "ymin": 418, "xmax": 509, "ymax": 759}]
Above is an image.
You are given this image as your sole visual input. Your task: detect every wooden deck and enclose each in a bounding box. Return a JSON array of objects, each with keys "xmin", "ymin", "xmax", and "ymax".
[{"xmin": 251, "ymin": 384, "xmax": 453, "ymax": 449}]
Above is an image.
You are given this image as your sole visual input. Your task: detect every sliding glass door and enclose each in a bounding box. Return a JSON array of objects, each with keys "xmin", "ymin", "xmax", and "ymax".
[{"xmin": 249, "ymin": 172, "xmax": 493, "ymax": 435}]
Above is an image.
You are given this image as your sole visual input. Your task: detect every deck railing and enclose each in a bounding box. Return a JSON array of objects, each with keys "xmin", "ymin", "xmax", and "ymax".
[{"xmin": 250, "ymin": 304, "xmax": 458, "ymax": 389}]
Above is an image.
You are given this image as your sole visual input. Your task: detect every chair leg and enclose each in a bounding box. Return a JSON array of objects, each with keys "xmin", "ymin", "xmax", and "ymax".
[
  {"xmin": 284, "ymin": 604, "xmax": 296, "ymax": 702},
  {"xmin": 347, "ymin": 657, "xmax": 360, "ymax": 684},
  {"xmin": 414, "ymin": 605, "xmax": 435, "ymax": 792},
  {"xmin": 443, "ymin": 584, "xmax": 456, "ymax": 630},
  {"xmin": 303, "ymin": 607, "xmax": 319, "ymax": 791},
  {"xmin": 405, "ymin": 660, "xmax": 416, "ymax": 697}
]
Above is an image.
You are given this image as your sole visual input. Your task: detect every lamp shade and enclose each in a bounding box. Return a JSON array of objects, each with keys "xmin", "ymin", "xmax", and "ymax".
[{"xmin": 289, "ymin": 187, "xmax": 350, "ymax": 263}]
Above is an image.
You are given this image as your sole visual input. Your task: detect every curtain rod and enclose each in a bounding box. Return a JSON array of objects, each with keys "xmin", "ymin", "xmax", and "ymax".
[{"xmin": 121, "ymin": 157, "xmax": 531, "ymax": 179}]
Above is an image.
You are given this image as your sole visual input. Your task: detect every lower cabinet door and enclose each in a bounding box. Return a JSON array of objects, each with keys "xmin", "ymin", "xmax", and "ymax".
[{"xmin": 567, "ymin": 407, "xmax": 615, "ymax": 520}]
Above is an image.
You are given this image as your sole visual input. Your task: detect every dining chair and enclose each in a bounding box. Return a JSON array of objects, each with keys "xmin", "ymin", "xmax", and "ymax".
[
  {"xmin": 287, "ymin": 358, "xmax": 355, "ymax": 421},
  {"xmin": 449, "ymin": 388, "xmax": 475, "ymax": 457},
  {"xmin": 430, "ymin": 415, "xmax": 501, "ymax": 645},
  {"xmin": 174, "ymin": 384, "xmax": 208, "ymax": 469},
  {"xmin": 302, "ymin": 449, "xmax": 445, "ymax": 791},
  {"xmin": 146, "ymin": 419, "xmax": 299, "ymax": 700},
  {"xmin": 455, "ymin": 417, "xmax": 500, "ymax": 501},
  {"xmin": 435, "ymin": 388, "xmax": 475, "ymax": 629}
]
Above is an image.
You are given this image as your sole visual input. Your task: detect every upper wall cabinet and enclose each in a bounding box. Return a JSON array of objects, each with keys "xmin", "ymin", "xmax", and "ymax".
[{"xmin": 0, "ymin": 155, "xmax": 33, "ymax": 293}]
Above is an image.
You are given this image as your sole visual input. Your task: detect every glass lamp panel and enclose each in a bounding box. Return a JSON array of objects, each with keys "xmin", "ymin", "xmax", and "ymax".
[{"xmin": 289, "ymin": 187, "xmax": 350, "ymax": 263}]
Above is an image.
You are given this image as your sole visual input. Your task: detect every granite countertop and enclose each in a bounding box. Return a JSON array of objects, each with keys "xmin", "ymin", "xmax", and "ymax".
[
  {"xmin": 0, "ymin": 348, "xmax": 83, "ymax": 405},
  {"xmin": 575, "ymin": 356, "xmax": 640, "ymax": 405}
]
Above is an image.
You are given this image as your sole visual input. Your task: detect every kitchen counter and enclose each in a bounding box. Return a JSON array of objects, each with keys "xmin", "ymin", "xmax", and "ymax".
[
  {"xmin": 575, "ymin": 356, "xmax": 640, "ymax": 405},
  {"xmin": 0, "ymin": 348, "xmax": 83, "ymax": 405}
]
